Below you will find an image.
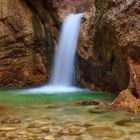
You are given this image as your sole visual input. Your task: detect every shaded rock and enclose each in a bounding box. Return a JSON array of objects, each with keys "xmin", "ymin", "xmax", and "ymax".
[
  {"xmin": 1, "ymin": 115, "xmax": 21, "ymax": 124},
  {"xmin": 78, "ymin": 100, "xmax": 100, "ymax": 106}
]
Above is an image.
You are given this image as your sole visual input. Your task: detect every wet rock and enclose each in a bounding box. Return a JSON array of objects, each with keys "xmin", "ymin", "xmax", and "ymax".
[
  {"xmin": 58, "ymin": 127, "xmax": 85, "ymax": 136},
  {"xmin": 1, "ymin": 115, "xmax": 21, "ymax": 124},
  {"xmin": 87, "ymin": 127, "xmax": 124, "ymax": 138}
]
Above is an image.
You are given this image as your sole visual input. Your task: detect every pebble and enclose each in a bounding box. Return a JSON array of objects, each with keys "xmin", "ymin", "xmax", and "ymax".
[
  {"xmin": 58, "ymin": 127, "xmax": 85, "ymax": 135},
  {"xmin": 27, "ymin": 128, "xmax": 42, "ymax": 134},
  {"xmin": 44, "ymin": 135, "xmax": 55, "ymax": 140},
  {"xmin": 28, "ymin": 120, "xmax": 47, "ymax": 128},
  {"xmin": 40, "ymin": 126, "xmax": 50, "ymax": 133},
  {"xmin": 0, "ymin": 127, "xmax": 17, "ymax": 131},
  {"xmin": 5, "ymin": 132, "xmax": 17, "ymax": 138}
]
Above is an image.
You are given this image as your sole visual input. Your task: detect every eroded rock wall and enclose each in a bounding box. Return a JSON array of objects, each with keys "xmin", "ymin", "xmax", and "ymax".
[
  {"xmin": 0, "ymin": 0, "xmax": 57, "ymax": 87},
  {"xmin": 77, "ymin": 0, "xmax": 140, "ymax": 112},
  {"xmin": 0, "ymin": 0, "xmax": 94, "ymax": 88},
  {"xmin": 78, "ymin": 0, "xmax": 140, "ymax": 97}
]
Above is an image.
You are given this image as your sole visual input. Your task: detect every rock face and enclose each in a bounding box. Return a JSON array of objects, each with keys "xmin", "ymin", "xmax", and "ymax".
[
  {"xmin": 77, "ymin": 0, "xmax": 140, "ymax": 112},
  {"xmin": 78, "ymin": 0, "xmax": 140, "ymax": 96},
  {"xmin": 111, "ymin": 89, "xmax": 140, "ymax": 113},
  {"xmin": 0, "ymin": 0, "xmax": 57, "ymax": 87},
  {"xmin": 0, "ymin": 0, "xmax": 94, "ymax": 87}
]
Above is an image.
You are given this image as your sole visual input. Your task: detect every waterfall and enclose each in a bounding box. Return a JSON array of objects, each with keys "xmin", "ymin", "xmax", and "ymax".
[
  {"xmin": 49, "ymin": 14, "xmax": 82, "ymax": 86},
  {"xmin": 23, "ymin": 14, "xmax": 86, "ymax": 94}
]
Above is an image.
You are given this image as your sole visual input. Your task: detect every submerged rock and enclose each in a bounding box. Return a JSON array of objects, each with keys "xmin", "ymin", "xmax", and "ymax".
[
  {"xmin": 87, "ymin": 126, "xmax": 124, "ymax": 138},
  {"xmin": 89, "ymin": 107, "xmax": 110, "ymax": 114},
  {"xmin": 78, "ymin": 100, "xmax": 100, "ymax": 106},
  {"xmin": 1, "ymin": 115, "xmax": 21, "ymax": 124},
  {"xmin": 0, "ymin": 105, "xmax": 6, "ymax": 110},
  {"xmin": 58, "ymin": 127, "xmax": 85, "ymax": 135},
  {"xmin": 115, "ymin": 117, "xmax": 137, "ymax": 126}
]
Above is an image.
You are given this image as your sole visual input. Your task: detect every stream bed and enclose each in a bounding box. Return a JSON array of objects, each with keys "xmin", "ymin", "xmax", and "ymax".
[{"xmin": 0, "ymin": 91, "xmax": 140, "ymax": 140}]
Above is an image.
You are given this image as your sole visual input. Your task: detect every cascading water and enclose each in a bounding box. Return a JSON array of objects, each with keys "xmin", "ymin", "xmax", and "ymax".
[
  {"xmin": 23, "ymin": 13, "xmax": 86, "ymax": 94},
  {"xmin": 50, "ymin": 14, "xmax": 82, "ymax": 86}
]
